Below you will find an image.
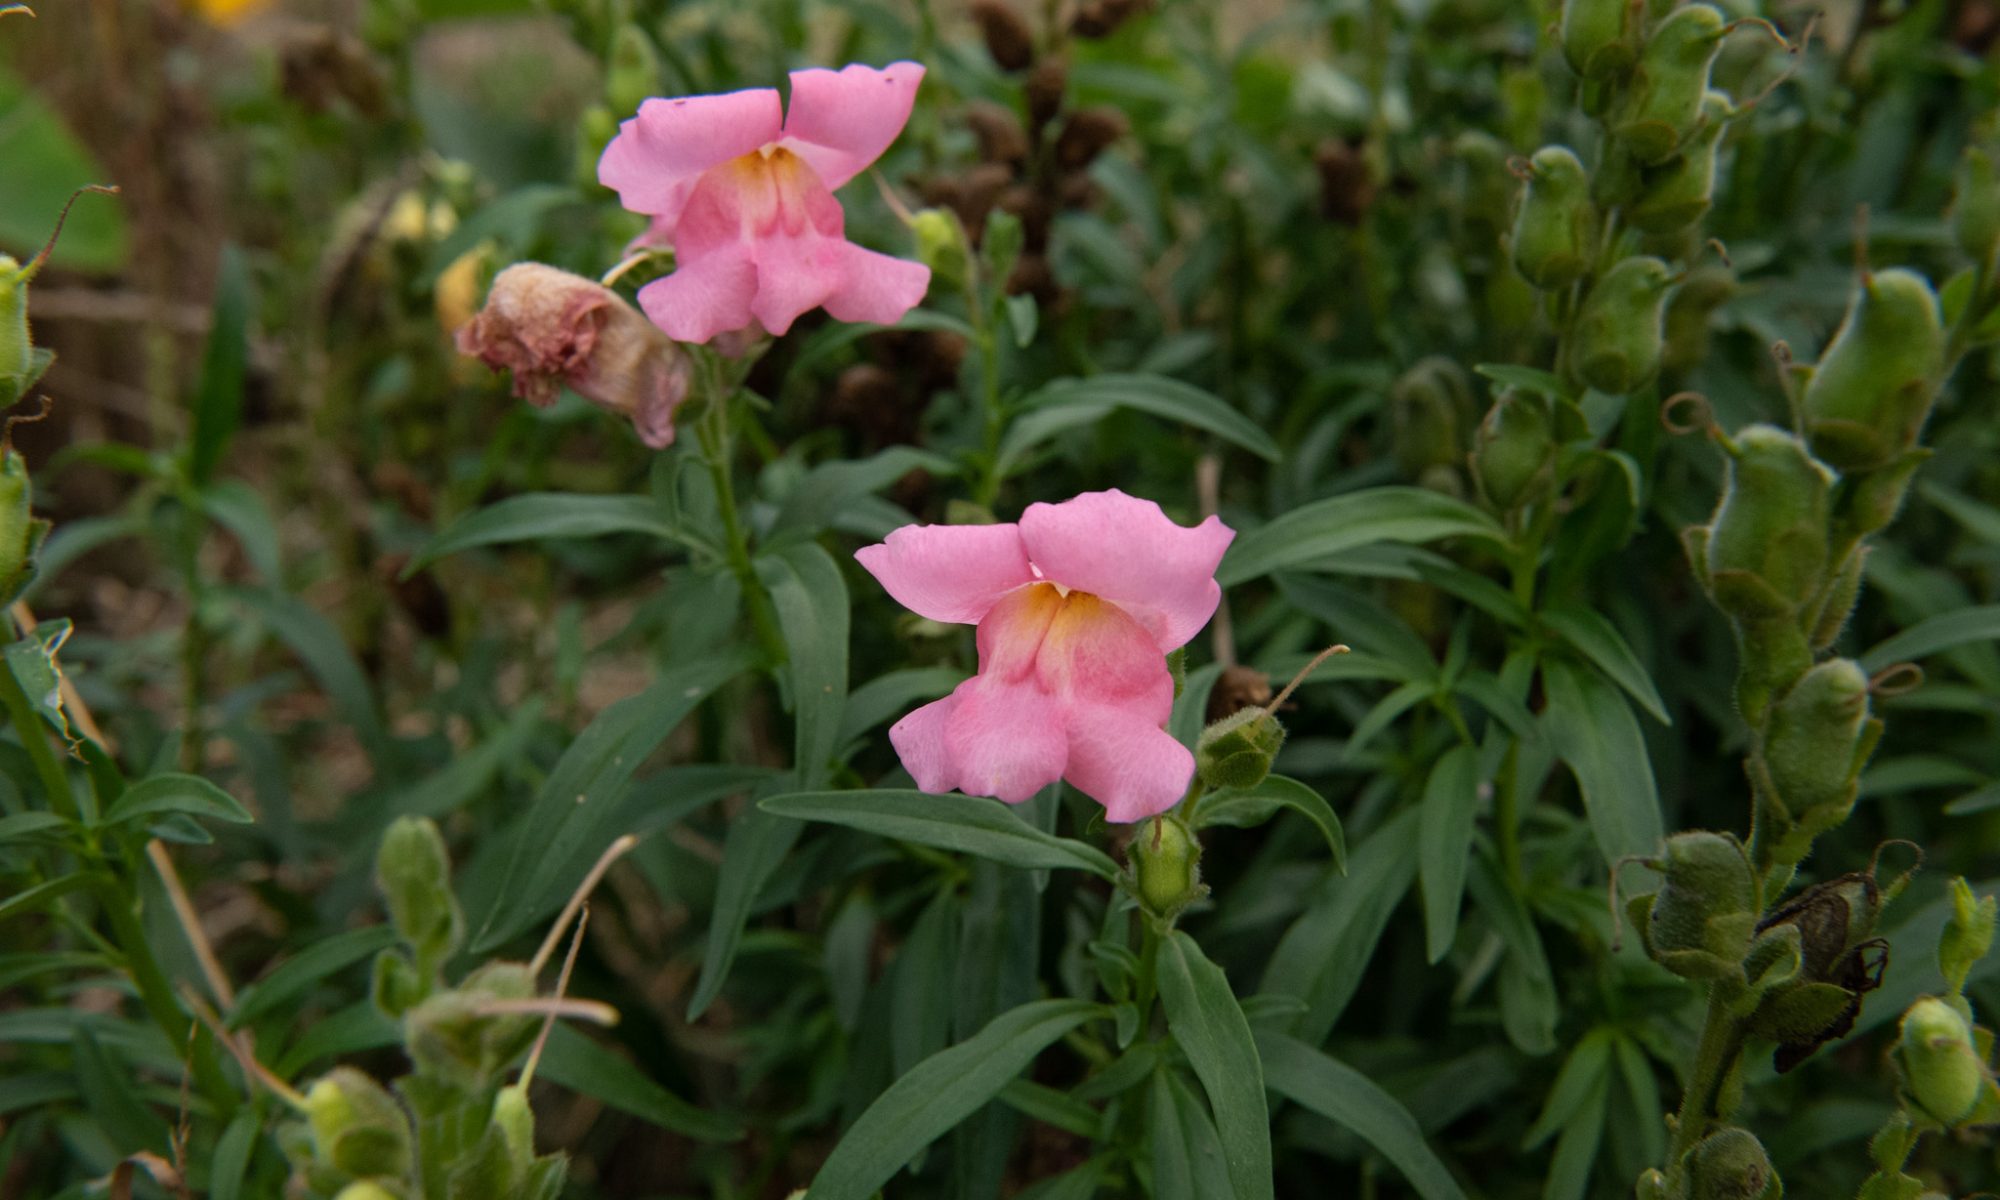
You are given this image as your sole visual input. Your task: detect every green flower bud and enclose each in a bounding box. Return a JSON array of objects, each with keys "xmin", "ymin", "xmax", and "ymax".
[
  {"xmin": 1952, "ymin": 146, "xmax": 2000, "ymax": 267},
  {"xmin": 1571, "ymin": 255, "xmax": 1675, "ymax": 394},
  {"xmin": 404, "ymin": 962, "xmax": 539, "ymax": 1089},
  {"xmin": 372, "ymin": 947, "xmax": 427, "ymax": 1018},
  {"xmin": 1629, "ymin": 93, "xmax": 1730, "ymax": 235},
  {"xmin": 495, "ymin": 1083, "xmax": 536, "ymax": 1166},
  {"xmin": 1390, "ymin": 357, "xmax": 1477, "ymax": 475},
  {"xmin": 1196, "ymin": 706, "xmax": 1285, "ymax": 791},
  {"xmin": 605, "ymin": 25, "xmax": 662, "ymax": 118},
  {"xmin": 1510, "ymin": 146, "xmax": 1598, "ymax": 289},
  {"xmin": 1898, "ymin": 997, "xmax": 1985, "ymax": 1125},
  {"xmin": 1613, "ymin": 5, "xmax": 1729, "ymax": 165},
  {"xmin": 1758, "ymin": 659, "xmax": 1879, "ymax": 866},
  {"xmin": 0, "ymin": 255, "xmax": 31, "ymax": 388},
  {"xmin": 1689, "ymin": 1127, "xmax": 1780, "ymax": 1200},
  {"xmin": 333, "ymin": 1184, "xmax": 405, "ymax": 1200},
  {"xmin": 913, "ymin": 208, "xmax": 972, "ymax": 291},
  {"xmin": 1701, "ymin": 426, "xmax": 1833, "ymax": 619},
  {"xmin": 1801, "ymin": 268, "xmax": 1944, "ymax": 472},
  {"xmin": 1131, "ymin": 815, "xmax": 1204, "ymax": 920},
  {"xmin": 1641, "ymin": 831, "xmax": 1758, "ymax": 979},
  {"xmin": 0, "ymin": 448, "xmax": 42, "ymax": 608},
  {"xmin": 304, "ymin": 1067, "xmax": 413, "ymax": 1180},
  {"xmin": 1560, "ymin": 0, "xmax": 1640, "ymax": 80},
  {"xmin": 376, "ymin": 816, "xmax": 463, "ymax": 973},
  {"xmin": 1940, "ymin": 877, "xmax": 1998, "ymax": 996},
  {"xmin": 1472, "ymin": 389, "xmax": 1555, "ymax": 510}
]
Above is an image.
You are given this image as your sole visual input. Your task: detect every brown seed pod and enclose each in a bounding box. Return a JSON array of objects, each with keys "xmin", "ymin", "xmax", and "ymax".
[
  {"xmin": 998, "ymin": 185, "xmax": 1056, "ymax": 251},
  {"xmin": 1314, "ymin": 137, "xmax": 1376, "ymax": 227},
  {"xmin": 1055, "ymin": 107, "xmax": 1129, "ymax": 171},
  {"xmin": 1205, "ymin": 665, "xmax": 1274, "ymax": 723},
  {"xmin": 1007, "ymin": 253, "xmax": 1059, "ymax": 303},
  {"xmin": 965, "ymin": 101, "xmax": 1031, "ymax": 168},
  {"xmin": 1026, "ymin": 58, "xmax": 1069, "ymax": 132},
  {"xmin": 970, "ymin": 0, "xmax": 1036, "ymax": 71}
]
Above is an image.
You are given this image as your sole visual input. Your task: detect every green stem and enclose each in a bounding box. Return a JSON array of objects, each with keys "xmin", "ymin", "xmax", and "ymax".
[
  {"xmin": 1495, "ymin": 739, "xmax": 1525, "ymax": 891},
  {"xmin": 0, "ymin": 643, "xmax": 80, "ymax": 823},
  {"xmin": 696, "ymin": 388, "xmax": 786, "ymax": 670},
  {"xmin": 1663, "ymin": 986, "xmax": 1746, "ymax": 1181},
  {"xmin": 1134, "ymin": 917, "xmax": 1163, "ymax": 1024}
]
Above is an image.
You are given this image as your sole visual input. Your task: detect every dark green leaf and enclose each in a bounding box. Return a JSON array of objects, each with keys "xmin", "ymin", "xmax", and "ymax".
[
  {"xmin": 101, "ymin": 773, "xmax": 252, "ymax": 827},
  {"xmin": 1523, "ymin": 1028, "xmax": 1615, "ymax": 1148},
  {"xmin": 187, "ymin": 245, "xmax": 250, "ymax": 486},
  {"xmin": 230, "ymin": 587, "xmax": 392, "ymax": 764},
  {"xmin": 406, "ymin": 494, "xmax": 679, "ymax": 574},
  {"xmin": 537, "ymin": 1023, "xmax": 743, "ymax": 1142},
  {"xmin": 1860, "ymin": 605, "xmax": 2000, "ymax": 674},
  {"xmin": 208, "ymin": 1110, "xmax": 261, "ymax": 1200},
  {"xmin": 228, "ymin": 926, "xmax": 397, "ymax": 1029},
  {"xmin": 688, "ymin": 800, "xmax": 802, "ymax": 1020},
  {"xmin": 1540, "ymin": 658, "xmax": 1662, "ymax": 865},
  {"xmin": 1258, "ymin": 1032, "xmax": 1469, "ymax": 1200},
  {"xmin": 1197, "ymin": 774, "xmax": 1345, "ymax": 873},
  {"xmin": 758, "ymin": 541, "xmax": 849, "ymax": 786},
  {"xmin": 1159, "ymin": 931, "xmax": 1272, "ymax": 1200},
  {"xmin": 839, "ymin": 666, "xmax": 965, "ymax": 745},
  {"xmin": 1541, "ymin": 607, "xmax": 1669, "ymax": 725},
  {"xmin": 1218, "ymin": 488, "xmax": 1507, "ymax": 588},
  {"xmin": 999, "ymin": 373, "xmax": 1282, "ymax": 476},
  {"xmin": 1418, "ymin": 746, "xmax": 1481, "ymax": 963},
  {"xmin": 759, "ymin": 790, "xmax": 1119, "ymax": 879},
  {"xmin": 771, "ymin": 448, "xmax": 958, "ymax": 538},
  {"xmin": 1148, "ymin": 1068, "xmax": 1234, "ymax": 1200}
]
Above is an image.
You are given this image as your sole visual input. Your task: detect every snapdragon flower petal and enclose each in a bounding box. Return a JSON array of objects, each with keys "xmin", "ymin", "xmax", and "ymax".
[
  {"xmin": 855, "ymin": 524, "xmax": 1035, "ymax": 625},
  {"xmin": 598, "ymin": 89, "xmax": 783, "ymax": 239},
  {"xmin": 1062, "ymin": 703, "xmax": 1197, "ymax": 823},
  {"xmin": 1019, "ymin": 489, "xmax": 1234, "ymax": 652},
  {"xmin": 781, "ymin": 62, "xmax": 927, "ymax": 190}
]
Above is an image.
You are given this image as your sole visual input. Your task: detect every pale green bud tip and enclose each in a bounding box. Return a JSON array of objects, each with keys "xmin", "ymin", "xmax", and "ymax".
[
  {"xmin": 1132, "ymin": 815, "xmax": 1203, "ymax": 919},
  {"xmin": 333, "ymin": 1185, "xmax": 402, "ymax": 1200},
  {"xmin": 1899, "ymin": 997, "xmax": 1985, "ymax": 1125},
  {"xmin": 912, "ymin": 208, "xmax": 971, "ymax": 287}
]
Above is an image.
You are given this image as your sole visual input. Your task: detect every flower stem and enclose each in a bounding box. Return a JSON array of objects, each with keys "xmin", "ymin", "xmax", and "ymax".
[
  {"xmin": 1663, "ymin": 985, "xmax": 1747, "ymax": 1183},
  {"xmin": 695, "ymin": 382, "xmax": 786, "ymax": 670}
]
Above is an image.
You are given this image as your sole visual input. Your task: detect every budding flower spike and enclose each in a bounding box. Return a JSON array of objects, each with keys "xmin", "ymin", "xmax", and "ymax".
[
  {"xmin": 598, "ymin": 62, "xmax": 933, "ymax": 343},
  {"xmin": 856, "ymin": 490, "xmax": 1233, "ymax": 823}
]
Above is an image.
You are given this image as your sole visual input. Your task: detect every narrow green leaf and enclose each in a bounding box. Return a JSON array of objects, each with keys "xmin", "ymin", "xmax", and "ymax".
[
  {"xmin": 1612, "ymin": 1034, "xmax": 1666, "ymax": 1168},
  {"xmin": 688, "ymin": 800, "xmax": 802, "ymax": 1020},
  {"xmin": 771, "ymin": 447, "xmax": 959, "ymax": 537},
  {"xmin": 187, "ymin": 244, "xmax": 250, "ymax": 486},
  {"xmin": 228, "ymin": 926, "xmax": 397, "ymax": 1029},
  {"xmin": 1344, "ymin": 680, "xmax": 1433, "ymax": 761},
  {"xmin": 1218, "ymin": 488, "xmax": 1507, "ymax": 588},
  {"xmin": 1542, "ymin": 1070, "xmax": 1608, "ymax": 1200},
  {"xmin": 230, "ymin": 587, "xmax": 391, "ymax": 765},
  {"xmin": 1258, "ymin": 1031, "xmax": 1469, "ymax": 1200},
  {"xmin": 1540, "ymin": 658, "xmax": 1662, "ymax": 866},
  {"xmin": 0, "ymin": 872, "xmax": 97, "ymax": 922},
  {"xmin": 1860, "ymin": 605, "xmax": 2000, "ymax": 673},
  {"xmin": 758, "ymin": 542, "xmax": 849, "ymax": 786},
  {"xmin": 467, "ymin": 651, "xmax": 750, "ymax": 952},
  {"xmin": 1522, "ymin": 1028, "xmax": 1616, "ymax": 1148},
  {"xmin": 803, "ymin": 999, "xmax": 1103, "ymax": 1200},
  {"xmin": 1014, "ymin": 1156, "xmax": 1112, "ymax": 1200},
  {"xmin": 1196, "ymin": 774, "xmax": 1345, "ymax": 873},
  {"xmin": 72, "ymin": 1024, "xmax": 168, "ymax": 1155},
  {"xmin": 759, "ymin": 790, "xmax": 1119, "ymax": 879},
  {"xmin": 101, "ymin": 773, "xmax": 252, "ymax": 827},
  {"xmin": 839, "ymin": 666, "xmax": 965, "ymax": 745},
  {"xmin": 208, "ymin": 1109, "xmax": 262, "ymax": 1200},
  {"xmin": 199, "ymin": 480, "xmax": 284, "ymax": 585},
  {"xmin": 406, "ymin": 494, "xmax": 679, "ymax": 574},
  {"xmin": 536, "ymin": 1023, "xmax": 743, "ymax": 1142},
  {"xmin": 999, "ymin": 1079, "xmax": 1099, "ymax": 1138},
  {"xmin": 1148, "ymin": 1068, "xmax": 1234, "ymax": 1200},
  {"xmin": 1541, "ymin": 607, "xmax": 1669, "ymax": 725},
  {"xmin": 1159, "ymin": 931, "xmax": 1272, "ymax": 1200},
  {"xmin": 1000, "ymin": 374, "xmax": 1282, "ymax": 474},
  {"xmin": 1419, "ymin": 745, "xmax": 1481, "ymax": 963},
  {"xmin": 0, "ymin": 811, "xmax": 69, "ymax": 841},
  {"xmin": 272, "ymin": 1002, "xmax": 398, "ymax": 1078}
]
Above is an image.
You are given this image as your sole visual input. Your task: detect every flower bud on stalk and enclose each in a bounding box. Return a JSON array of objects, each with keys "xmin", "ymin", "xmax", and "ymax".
[
  {"xmin": 1688, "ymin": 1127, "xmax": 1780, "ymax": 1200},
  {"xmin": 304, "ymin": 1067, "xmax": 414, "ymax": 1179},
  {"xmin": 1196, "ymin": 707, "xmax": 1285, "ymax": 791},
  {"xmin": 1560, "ymin": 0, "xmax": 1641, "ymax": 81},
  {"xmin": 1940, "ymin": 878, "xmax": 1998, "ymax": 996},
  {"xmin": 1509, "ymin": 146, "xmax": 1597, "ymax": 289},
  {"xmin": 404, "ymin": 962, "xmax": 539, "ymax": 1089},
  {"xmin": 1897, "ymin": 998, "xmax": 1987, "ymax": 1125},
  {"xmin": 1629, "ymin": 93, "xmax": 1730, "ymax": 235},
  {"xmin": 1131, "ymin": 815, "xmax": 1204, "ymax": 921},
  {"xmin": 377, "ymin": 817, "xmax": 463, "ymax": 975},
  {"xmin": 1570, "ymin": 255, "xmax": 1675, "ymax": 394},
  {"xmin": 456, "ymin": 263, "xmax": 692, "ymax": 448},
  {"xmin": 1952, "ymin": 146, "xmax": 2000, "ymax": 268},
  {"xmin": 1754, "ymin": 659, "xmax": 1880, "ymax": 866},
  {"xmin": 1800, "ymin": 268, "xmax": 1943, "ymax": 473},
  {"xmin": 1613, "ymin": 5, "xmax": 1729, "ymax": 165},
  {"xmin": 1632, "ymin": 831, "xmax": 1758, "ymax": 979},
  {"xmin": 1473, "ymin": 389, "xmax": 1555, "ymax": 509},
  {"xmin": 1390, "ymin": 357, "xmax": 1477, "ymax": 477}
]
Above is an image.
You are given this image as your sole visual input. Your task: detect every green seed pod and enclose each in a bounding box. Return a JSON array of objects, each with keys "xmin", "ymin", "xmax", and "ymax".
[
  {"xmin": 1806, "ymin": 546, "xmax": 1866, "ymax": 652},
  {"xmin": 1952, "ymin": 146, "xmax": 2000, "ymax": 268},
  {"xmin": 1689, "ymin": 1127, "xmax": 1781, "ymax": 1200},
  {"xmin": 376, "ymin": 816, "xmax": 463, "ymax": 973},
  {"xmin": 1899, "ymin": 997, "xmax": 1985, "ymax": 1125},
  {"xmin": 1570, "ymin": 255, "xmax": 1675, "ymax": 394},
  {"xmin": 1613, "ymin": 5, "xmax": 1728, "ymax": 164},
  {"xmin": 1560, "ymin": 0, "xmax": 1641, "ymax": 80},
  {"xmin": 1472, "ymin": 389, "xmax": 1555, "ymax": 509},
  {"xmin": 1510, "ymin": 146, "xmax": 1598, "ymax": 289},
  {"xmin": 605, "ymin": 25, "xmax": 662, "ymax": 118},
  {"xmin": 1662, "ymin": 262, "xmax": 1735, "ymax": 374},
  {"xmin": 1629, "ymin": 92, "xmax": 1730, "ymax": 235},
  {"xmin": 1701, "ymin": 426, "xmax": 1832, "ymax": 619},
  {"xmin": 1642, "ymin": 831, "xmax": 1758, "ymax": 979},
  {"xmin": 1801, "ymin": 268, "xmax": 1944, "ymax": 472},
  {"xmin": 1390, "ymin": 357, "xmax": 1477, "ymax": 475},
  {"xmin": 1195, "ymin": 706, "xmax": 1285, "ymax": 791},
  {"xmin": 1940, "ymin": 877, "xmax": 1998, "ymax": 996},
  {"xmin": 404, "ymin": 961, "xmax": 539, "ymax": 1089},
  {"xmin": 1835, "ymin": 452, "xmax": 1927, "ymax": 543},
  {"xmin": 1132, "ymin": 815, "xmax": 1204, "ymax": 920},
  {"xmin": 304, "ymin": 1068, "xmax": 414, "ymax": 1180},
  {"xmin": 1758, "ymin": 659, "xmax": 1879, "ymax": 865}
]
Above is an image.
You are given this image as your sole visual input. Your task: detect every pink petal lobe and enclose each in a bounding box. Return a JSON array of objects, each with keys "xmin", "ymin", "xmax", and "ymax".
[
  {"xmin": 854, "ymin": 523, "xmax": 1034, "ymax": 625},
  {"xmin": 940, "ymin": 675, "xmax": 1067, "ymax": 803},
  {"xmin": 975, "ymin": 583, "xmax": 1063, "ymax": 681},
  {"xmin": 888, "ymin": 694, "xmax": 958, "ymax": 794},
  {"xmin": 635, "ymin": 252, "xmax": 758, "ymax": 345},
  {"xmin": 822, "ymin": 243, "xmax": 932, "ymax": 327},
  {"xmin": 1062, "ymin": 702, "xmax": 1196, "ymax": 823},
  {"xmin": 1019, "ymin": 490, "xmax": 1235, "ymax": 652},
  {"xmin": 781, "ymin": 62, "xmax": 926, "ymax": 190},
  {"xmin": 598, "ymin": 89, "xmax": 783, "ymax": 238},
  {"xmin": 1033, "ymin": 592, "xmax": 1173, "ymax": 723},
  {"xmin": 740, "ymin": 160, "xmax": 849, "ymax": 334}
]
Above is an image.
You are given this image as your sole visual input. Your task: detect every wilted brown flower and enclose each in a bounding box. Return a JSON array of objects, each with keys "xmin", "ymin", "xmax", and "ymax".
[
  {"xmin": 1055, "ymin": 107, "xmax": 1129, "ymax": 172},
  {"xmin": 455, "ymin": 263, "xmax": 691, "ymax": 448}
]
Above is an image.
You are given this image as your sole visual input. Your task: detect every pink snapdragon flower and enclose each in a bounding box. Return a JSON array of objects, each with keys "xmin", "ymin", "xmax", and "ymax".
[
  {"xmin": 856, "ymin": 491, "xmax": 1234, "ymax": 823},
  {"xmin": 598, "ymin": 62, "xmax": 932, "ymax": 344}
]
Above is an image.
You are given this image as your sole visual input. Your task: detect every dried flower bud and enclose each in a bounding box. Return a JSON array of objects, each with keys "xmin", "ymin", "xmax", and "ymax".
[
  {"xmin": 1473, "ymin": 389, "xmax": 1555, "ymax": 510},
  {"xmin": 970, "ymin": 0, "xmax": 1036, "ymax": 71},
  {"xmin": 1510, "ymin": 146, "xmax": 1597, "ymax": 289},
  {"xmin": 1561, "ymin": 0, "xmax": 1641, "ymax": 81},
  {"xmin": 1636, "ymin": 831, "xmax": 1758, "ymax": 979},
  {"xmin": 1205, "ymin": 665, "xmax": 1274, "ymax": 723},
  {"xmin": 1758, "ymin": 659, "xmax": 1879, "ymax": 866},
  {"xmin": 1055, "ymin": 107, "xmax": 1129, "ymax": 172},
  {"xmin": 1132, "ymin": 815, "xmax": 1204, "ymax": 920},
  {"xmin": 1026, "ymin": 58, "xmax": 1068, "ymax": 132},
  {"xmin": 1801, "ymin": 268, "xmax": 1944, "ymax": 473},
  {"xmin": 1630, "ymin": 92, "xmax": 1730, "ymax": 234},
  {"xmin": 304, "ymin": 1067, "xmax": 414, "ymax": 1180},
  {"xmin": 1748, "ymin": 873, "xmax": 1888, "ymax": 1071},
  {"xmin": 1952, "ymin": 146, "xmax": 2000, "ymax": 267},
  {"xmin": 965, "ymin": 101, "xmax": 1031, "ymax": 167},
  {"xmin": 1570, "ymin": 255, "xmax": 1675, "ymax": 394},
  {"xmin": 1314, "ymin": 138, "xmax": 1376, "ymax": 227},
  {"xmin": 1689, "ymin": 1127, "xmax": 1780, "ymax": 1200},
  {"xmin": 1196, "ymin": 707, "xmax": 1285, "ymax": 791},
  {"xmin": 1613, "ymin": 5, "xmax": 1728, "ymax": 165},
  {"xmin": 1898, "ymin": 998, "xmax": 1985, "ymax": 1125},
  {"xmin": 456, "ymin": 263, "xmax": 691, "ymax": 449}
]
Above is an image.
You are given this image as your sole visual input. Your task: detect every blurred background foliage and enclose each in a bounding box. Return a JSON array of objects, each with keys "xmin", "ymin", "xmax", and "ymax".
[{"xmin": 2, "ymin": 0, "xmax": 1998, "ymax": 1195}]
